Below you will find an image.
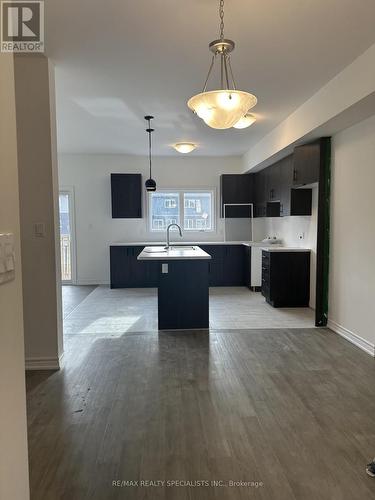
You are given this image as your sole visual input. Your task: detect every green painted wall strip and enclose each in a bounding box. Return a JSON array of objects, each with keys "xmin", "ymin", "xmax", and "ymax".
[{"xmin": 315, "ymin": 137, "xmax": 331, "ymax": 327}]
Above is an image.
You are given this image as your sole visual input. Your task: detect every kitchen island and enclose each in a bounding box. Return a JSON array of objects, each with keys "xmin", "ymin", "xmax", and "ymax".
[{"xmin": 137, "ymin": 246, "xmax": 211, "ymax": 330}]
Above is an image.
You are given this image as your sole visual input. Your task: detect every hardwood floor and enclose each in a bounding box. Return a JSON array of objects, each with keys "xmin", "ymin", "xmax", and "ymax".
[
  {"xmin": 27, "ymin": 327, "xmax": 375, "ymax": 499},
  {"xmin": 62, "ymin": 286, "xmax": 315, "ymax": 334}
]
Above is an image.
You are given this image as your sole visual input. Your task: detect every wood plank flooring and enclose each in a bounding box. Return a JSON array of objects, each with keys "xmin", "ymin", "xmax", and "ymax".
[
  {"xmin": 26, "ymin": 327, "xmax": 375, "ymax": 499},
  {"xmin": 62, "ymin": 284, "xmax": 97, "ymax": 318},
  {"xmin": 62, "ymin": 286, "xmax": 315, "ymax": 334}
]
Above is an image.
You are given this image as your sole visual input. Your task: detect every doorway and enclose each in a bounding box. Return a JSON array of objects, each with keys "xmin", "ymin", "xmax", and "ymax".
[{"xmin": 59, "ymin": 188, "xmax": 76, "ymax": 284}]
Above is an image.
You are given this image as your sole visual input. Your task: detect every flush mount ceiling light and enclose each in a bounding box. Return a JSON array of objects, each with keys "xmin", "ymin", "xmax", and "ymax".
[
  {"xmin": 233, "ymin": 113, "xmax": 257, "ymax": 129},
  {"xmin": 187, "ymin": 0, "xmax": 257, "ymax": 130},
  {"xmin": 144, "ymin": 115, "xmax": 157, "ymax": 191},
  {"xmin": 173, "ymin": 143, "xmax": 197, "ymax": 154}
]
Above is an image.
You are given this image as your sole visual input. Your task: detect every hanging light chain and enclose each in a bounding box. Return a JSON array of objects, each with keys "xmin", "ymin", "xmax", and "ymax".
[{"xmin": 219, "ymin": 0, "xmax": 225, "ymax": 40}]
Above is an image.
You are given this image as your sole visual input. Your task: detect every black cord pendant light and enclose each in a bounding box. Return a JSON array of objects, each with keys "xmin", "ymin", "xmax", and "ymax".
[{"xmin": 144, "ymin": 115, "xmax": 156, "ymax": 191}]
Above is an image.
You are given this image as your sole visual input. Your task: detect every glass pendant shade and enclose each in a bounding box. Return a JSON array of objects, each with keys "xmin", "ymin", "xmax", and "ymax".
[
  {"xmin": 233, "ymin": 112, "xmax": 257, "ymax": 129},
  {"xmin": 173, "ymin": 143, "xmax": 197, "ymax": 154},
  {"xmin": 188, "ymin": 90, "xmax": 257, "ymax": 130},
  {"xmin": 187, "ymin": 1, "xmax": 258, "ymax": 130}
]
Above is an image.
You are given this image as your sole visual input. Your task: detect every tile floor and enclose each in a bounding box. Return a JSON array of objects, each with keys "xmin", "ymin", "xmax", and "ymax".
[{"xmin": 62, "ymin": 285, "xmax": 315, "ymax": 336}]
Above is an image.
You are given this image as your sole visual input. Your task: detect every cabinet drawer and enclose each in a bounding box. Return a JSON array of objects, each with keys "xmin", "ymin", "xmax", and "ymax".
[{"xmin": 262, "ymin": 253, "xmax": 270, "ymax": 266}]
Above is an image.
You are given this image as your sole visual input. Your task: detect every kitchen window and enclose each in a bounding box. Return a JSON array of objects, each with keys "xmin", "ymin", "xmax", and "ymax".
[{"xmin": 149, "ymin": 190, "xmax": 214, "ymax": 232}]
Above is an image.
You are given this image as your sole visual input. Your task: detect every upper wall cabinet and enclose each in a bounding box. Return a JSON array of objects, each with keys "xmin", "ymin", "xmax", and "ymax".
[
  {"xmin": 220, "ymin": 174, "xmax": 254, "ymax": 218},
  {"xmin": 111, "ymin": 173, "xmax": 142, "ymax": 218},
  {"xmin": 253, "ymin": 154, "xmax": 313, "ymax": 217},
  {"xmin": 253, "ymin": 155, "xmax": 294, "ymax": 217},
  {"xmin": 293, "ymin": 140, "xmax": 322, "ymax": 186}
]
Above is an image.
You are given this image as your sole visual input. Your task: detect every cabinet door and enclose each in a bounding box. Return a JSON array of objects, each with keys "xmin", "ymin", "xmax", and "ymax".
[
  {"xmin": 254, "ymin": 171, "xmax": 267, "ymax": 218},
  {"xmin": 131, "ymin": 246, "xmax": 160, "ymax": 287},
  {"xmin": 111, "ymin": 174, "xmax": 142, "ymax": 218},
  {"xmin": 110, "ymin": 246, "xmax": 131, "ymax": 288},
  {"xmin": 267, "ymin": 165, "xmax": 281, "ymax": 202},
  {"xmin": 110, "ymin": 246, "xmax": 159, "ymax": 288},
  {"xmin": 290, "ymin": 189, "xmax": 312, "ymax": 216},
  {"xmin": 131, "ymin": 246, "xmax": 148, "ymax": 286},
  {"xmin": 254, "ymin": 170, "xmax": 266, "ymax": 204},
  {"xmin": 220, "ymin": 174, "xmax": 254, "ymax": 218},
  {"xmin": 200, "ymin": 245, "xmax": 225, "ymax": 286},
  {"xmin": 293, "ymin": 142, "xmax": 320, "ymax": 186},
  {"xmin": 222, "ymin": 245, "xmax": 245, "ymax": 286},
  {"xmin": 279, "ymin": 155, "xmax": 293, "ymax": 217}
]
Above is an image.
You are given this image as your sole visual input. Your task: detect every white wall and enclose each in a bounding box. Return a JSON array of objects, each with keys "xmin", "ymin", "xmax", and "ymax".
[
  {"xmin": 328, "ymin": 114, "xmax": 375, "ymax": 354},
  {"xmin": 0, "ymin": 54, "xmax": 30, "ymax": 500},
  {"xmin": 15, "ymin": 55, "xmax": 63, "ymax": 369},
  {"xmin": 242, "ymin": 42, "xmax": 375, "ymax": 173},
  {"xmin": 58, "ymin": 154, "xmax": 243, "ymax": 284},
  {"xmin": 253, "ymin": 187, "xmax": 319, "ymax": 309}
]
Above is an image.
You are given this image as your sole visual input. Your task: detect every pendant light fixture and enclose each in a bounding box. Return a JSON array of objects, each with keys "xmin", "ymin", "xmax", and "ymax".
[
  {"xmin": 233, "ymin": 112, "xmax": 257, "ymax": 129},
  {"xmin": 187, "ymin": 0, "xmax": 257, "ymax": 130},
  {"xmin": 173, "ymin": 142, "xmax": 197, "ymax": 154},
  {"xmin": 144, "ymin": 115, "xmax": 156, "ymax": 192}
]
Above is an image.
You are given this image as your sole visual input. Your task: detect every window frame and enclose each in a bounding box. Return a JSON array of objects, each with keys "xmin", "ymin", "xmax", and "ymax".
[{"xmin": 148, "ymin": 188, "xmax": 216, "ymax": 233}]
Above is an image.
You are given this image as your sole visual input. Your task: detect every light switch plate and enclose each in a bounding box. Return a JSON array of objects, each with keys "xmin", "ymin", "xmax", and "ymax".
[
  {"xmin": 162, "ymin": 263, "xmax": 168, "ymax": 274},
  {"xmin": 34, "ymin": 222, "xmax": 46, "ymax": 238}
]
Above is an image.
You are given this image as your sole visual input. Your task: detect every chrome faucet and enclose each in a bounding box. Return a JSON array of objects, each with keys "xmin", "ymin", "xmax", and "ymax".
[{"xmin": 165, "ymin": 223, "xmax": 182, "ymax": 249}]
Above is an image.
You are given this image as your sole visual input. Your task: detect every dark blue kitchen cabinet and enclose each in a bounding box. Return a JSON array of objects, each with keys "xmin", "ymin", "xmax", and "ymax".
[
  {"xmin": 110, "ymin": 246, "xmax": 159, "ymax": 288},
  {"xmin": 253, "ymin": 154, "xmax": 313, "ymax": 217},
  {"xmin": 158, "ymin": 260, "xmax": 209, "ymax": 330},
  {"xmin": 111, "ymin": 244, "xmax": 249, "ymax": 289},
  {"xmin": 293, "ymin": 140, "xmax": 321, "ymax": 186},
  {"xmin": 261, "ymin": 250, "xmax": 310, "ymax": 307},
  {"xmin": 220, "ymin": 174, "xmax": 254, "ymax": 218},
  {"xmin": 111, "ymin": 173, "xmax": 142, "ymax": 218},
  {"xmin": 222, "ymin": 245, "xmax": 246, "ymax": 286},
  {"xmin": 200, "ymin": 245, "xmax": 247, "ymax": 286},
  {"xmin": 200, "ymin": 245, "xmax": 225, "ymax": 286}
]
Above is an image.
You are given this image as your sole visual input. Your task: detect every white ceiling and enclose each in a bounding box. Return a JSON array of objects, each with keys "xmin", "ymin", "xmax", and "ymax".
[{"xmin": 46, "ymin": 0, "xmax": 375, "ymax": 156}]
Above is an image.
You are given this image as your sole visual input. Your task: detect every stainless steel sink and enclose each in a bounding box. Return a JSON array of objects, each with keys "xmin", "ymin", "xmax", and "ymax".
[
  {"xmin": 169, "ymin": 245, "xmax": 196, "ymax": 251},
  {"xmin": 143, "ymin": 247, "xmax": 167, "ymax": 253}
]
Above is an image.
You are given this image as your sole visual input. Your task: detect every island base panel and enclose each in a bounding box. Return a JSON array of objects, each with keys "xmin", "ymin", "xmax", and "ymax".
[{"xmin": 158, "ymin": 261, "xmax": 209, "ymax": 330}]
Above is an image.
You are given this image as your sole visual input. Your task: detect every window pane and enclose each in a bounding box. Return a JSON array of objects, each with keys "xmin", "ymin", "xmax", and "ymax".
[
  {"xmin": 59, "ymin": 193, "xmax": 72, "ymax": 282},
  {"xmin": 150, "ymin": 192, "xmax": 180, "ymax": 231},
  {"xmin": 183, "ymin": 192, "xmax": 212, "ymax": 231}
]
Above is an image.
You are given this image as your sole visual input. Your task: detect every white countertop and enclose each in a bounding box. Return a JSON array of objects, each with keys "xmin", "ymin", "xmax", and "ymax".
[
  {"xmin": 261, "ymin": 247, "xmax": 311, "ymax": 252},
  {"xmin": 111, "ymin": 241, "xmax": 281, "ymax": 248},
  {"xmin": 137, "ymin": 246, "xmax": 212, "ymax": 261}
]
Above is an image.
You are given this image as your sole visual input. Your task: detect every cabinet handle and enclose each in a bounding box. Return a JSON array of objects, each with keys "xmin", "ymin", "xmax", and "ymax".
[{"xmin": 293, "ymin": 169, "xmax": 297, "ymax": 182}]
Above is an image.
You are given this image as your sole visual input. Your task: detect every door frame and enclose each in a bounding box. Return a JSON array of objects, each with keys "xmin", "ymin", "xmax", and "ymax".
[{"xmin": 59, "ymin": 186, "xmax": 77, "ymax": 284}]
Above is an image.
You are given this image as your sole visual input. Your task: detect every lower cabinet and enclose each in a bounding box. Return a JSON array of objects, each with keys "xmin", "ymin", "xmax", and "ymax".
[
  {"xmin": 110, "ymin": 244, "xmax": 250, "ymax": 288},
  {"xmin": 261, "ymin": 250, "xmax": 310, "ymax": 307},
  {"xmin": 110, "ymin": 246, "xmax": 159, "ymax": 288},
  {"xmin": 200, "ymin": 245, "xmax": 247, "ymax": 287}
]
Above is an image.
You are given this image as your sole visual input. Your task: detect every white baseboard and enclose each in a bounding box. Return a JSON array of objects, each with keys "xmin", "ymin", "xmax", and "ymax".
[
  {"xmin": 327, "ymin": 319, "xmax": 375, "ymax": 357},
  {"xmin": 25, "ymin": 356, "xmax": 61, "ymax": 371}
]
